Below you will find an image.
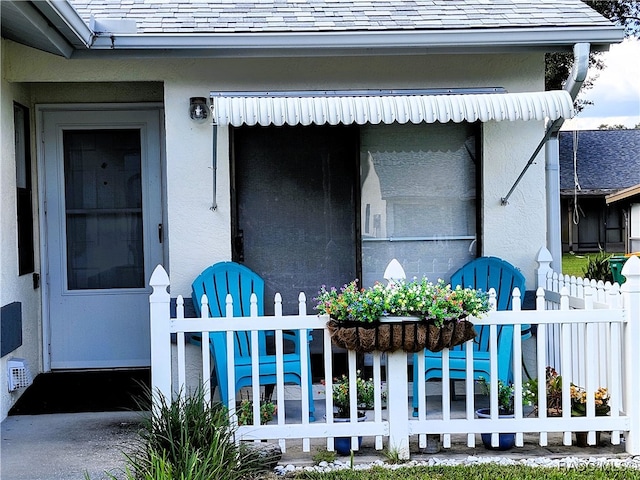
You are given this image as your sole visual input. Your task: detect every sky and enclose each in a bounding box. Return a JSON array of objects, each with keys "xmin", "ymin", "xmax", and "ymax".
[{"xmin": 562, "ymin": 37, "xmax": 640, "ymax": 131}]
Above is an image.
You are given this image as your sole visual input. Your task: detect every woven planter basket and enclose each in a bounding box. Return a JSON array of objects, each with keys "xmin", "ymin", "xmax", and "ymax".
[{"xmin": 326, "ymin": 318, "xmax": 477, "ymax": 353}]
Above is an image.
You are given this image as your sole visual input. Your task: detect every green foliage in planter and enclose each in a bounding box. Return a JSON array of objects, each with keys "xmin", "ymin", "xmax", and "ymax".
[
  {"xmin": 332, "ymin": 370, "xmax": 386, "ymax": 417},
  {"xmin": 236, "ymin": 398, "xmax": 276, "ymax": 425},
  {"xmin": 478, "ymin": 376, "xmax": 515, "ymax": 415},
  {"xmin": 315, "ymin": 278, "xmax": 490, "ymax": 327},
  {"xmin": 582, "ymin": 250, "xmax": 614, "ymax": 283},
  {"xmin": 523, "ymin": 366, "xmax": 610, "ymax": 417},
  {"xmin": 522, "ymin": 366, "xmax": 563, "ymax": 416}
]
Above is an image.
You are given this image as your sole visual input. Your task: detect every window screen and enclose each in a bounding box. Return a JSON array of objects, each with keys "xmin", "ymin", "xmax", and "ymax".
[{"xmin": 360, "ymin": 122, "xmax": 479, "ymax": 285}]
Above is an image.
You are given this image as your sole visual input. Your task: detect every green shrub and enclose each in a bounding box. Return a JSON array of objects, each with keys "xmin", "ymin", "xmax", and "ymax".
[
  {"xmin": 582, "ymin": 250, "xmax": 613, "ymax": 283},
  {"xmin": 312, "ymin": 449, "xmax": 337, "ymax": 464},
  {"xmin": 104, "ymin": 385, "xmax": 268, "ymax": 480}
]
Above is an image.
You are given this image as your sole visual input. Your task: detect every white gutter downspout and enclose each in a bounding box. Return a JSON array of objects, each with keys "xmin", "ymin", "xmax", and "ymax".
[
  {"xmin": 502, "ymin": 43, "xmax": 590, "ymax": 271},
  {"xmin": 546, "ymin": 43, "xmax": 590, "ymax": 271}
]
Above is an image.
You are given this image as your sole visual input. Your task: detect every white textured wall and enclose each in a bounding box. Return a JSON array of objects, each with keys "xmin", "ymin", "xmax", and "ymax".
[
  {"xmin": 162, "ymin": 84, "xmax": 232, "ymax": 294},
  {"xmin": 0, "ymin": 73, "xmax": 42, "ymax": 420},
  {"xmin": 2, "ymin": 40, "xmax": 551, "ymax": 420},
  {"xmin": 4, "ymin": 43, "xmax": 548, "ymax": 295},
  {"xmin": 482, "ymin": 120, "xmax": 547, "ymax": 288}
]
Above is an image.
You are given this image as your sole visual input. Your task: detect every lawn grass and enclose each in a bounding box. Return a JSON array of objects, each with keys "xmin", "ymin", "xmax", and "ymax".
[
  {"xmin": 562, "ymin": 252, "xmax": 591, "ymax": 277},
  {"xmin": 562, "ymin": 252, "xmax": 623, "ymax": 278},
  {"xmin": 289, "ymin": 463, "xmax": 640, "ymax": 479}
]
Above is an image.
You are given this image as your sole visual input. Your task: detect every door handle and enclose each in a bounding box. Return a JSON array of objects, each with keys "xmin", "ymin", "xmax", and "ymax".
[{"xmin": 158, "ymin": 223, "xmax": 163, "ymax": 243}]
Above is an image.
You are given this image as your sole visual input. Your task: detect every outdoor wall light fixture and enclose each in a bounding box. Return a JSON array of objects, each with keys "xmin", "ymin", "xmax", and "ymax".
[
  {"xmin": 189, "ymin": 96, "xmax": 217, "ymax": 210},
  {"xmin": 189, "ymin": 97, "xmax": 208, "ymax": 121}
]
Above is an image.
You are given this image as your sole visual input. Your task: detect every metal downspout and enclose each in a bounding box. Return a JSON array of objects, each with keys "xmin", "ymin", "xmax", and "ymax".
[
  {"xmin": 209, "ymin": 103, "xmax": 218, "ymax": 211},
  {"xmin": 501, "ymin": 43, "xmax": 590, "ymax": 270},
  {"xmin": 546, "ymin": 43, "xmax": 590, "ymax": 270}
]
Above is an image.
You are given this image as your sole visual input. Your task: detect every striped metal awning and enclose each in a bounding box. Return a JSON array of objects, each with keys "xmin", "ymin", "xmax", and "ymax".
[{"xmin": 210, "ymin": 90, "xmax": 573, "ymax": 127}]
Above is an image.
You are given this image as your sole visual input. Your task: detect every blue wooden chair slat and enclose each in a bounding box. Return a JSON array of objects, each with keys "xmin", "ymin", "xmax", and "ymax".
[
  {"xmin": 412, "ymin": 256, "xmax": 525, "ymax": 414},
  {"xmin": 191, "ymin": 261, "xmax": 315, "ymax": 421}
]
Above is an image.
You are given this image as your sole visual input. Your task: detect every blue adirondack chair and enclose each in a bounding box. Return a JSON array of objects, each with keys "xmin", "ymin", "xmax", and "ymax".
[
  {"xmin": 412, "ymin": 256, "xmax": 526, "ymax": 415},
  {"xmin": 191, "ymin": 261, "xmax": 315, "ymax": 421}
]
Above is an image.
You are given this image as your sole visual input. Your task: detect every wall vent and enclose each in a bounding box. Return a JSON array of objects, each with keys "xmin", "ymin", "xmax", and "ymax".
[{"xmin": 7, "ymin": 358, "xmax": 32, "ymax": 392}]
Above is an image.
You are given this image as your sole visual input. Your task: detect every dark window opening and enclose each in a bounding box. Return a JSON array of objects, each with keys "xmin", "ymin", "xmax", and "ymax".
[{"xmin": 14, "ymin": 103, "xmax": 34, "ymax": 276}]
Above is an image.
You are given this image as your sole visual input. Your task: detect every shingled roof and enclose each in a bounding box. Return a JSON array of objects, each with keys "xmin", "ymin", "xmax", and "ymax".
[
  {"xmin": 1, "ymin": 0, "xmax": 623, "ymax": 58},
  {"xmin": 559, "ymin": 129, "xmax": 640, "ymax": 196},
  {"xmin": 68, "ymin": 0, "xmax": 614, "ymax": 34}
]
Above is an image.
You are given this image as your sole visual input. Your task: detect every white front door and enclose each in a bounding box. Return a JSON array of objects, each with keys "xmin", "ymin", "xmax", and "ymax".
[{"xmin": 42, "ymin": 107, "xmax": 164, "ymax": 369}]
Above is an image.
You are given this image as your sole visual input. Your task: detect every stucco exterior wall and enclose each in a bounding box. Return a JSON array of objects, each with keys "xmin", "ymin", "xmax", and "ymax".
[
  {"xmin": 4, "ymin": 42, "xmax": 549, "ymax": 297},
  {"xmin": 162, "ymin": 84, "xmax": 232, "ymax": 293},
  {"xmin": 160, "ymin": 53, "xmax": 545, "ymax": 293},
  {"xmin": 2, "ymin": 40, "xmax": 550, "ymax": 419},
  {"xmin": 4, "ymin": 39, "xmax": 548, "ymax": 288},
  {"xmin": 1, "ymin": 71, "xmax": 42, "ymax": 419},
  {"xmin": 483, "ymin": 120, "xmax": 547, "ymax": 285}
]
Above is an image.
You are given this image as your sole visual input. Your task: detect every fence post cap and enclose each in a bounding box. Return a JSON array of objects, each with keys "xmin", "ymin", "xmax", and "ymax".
[
  {"xmin": 622, "ymin": 255, "xmax": 640, "ymax": 275},
  {"xmin": 384, "ymin": 259, "xmax": 406, "ymax": 283},
  {"xmin": 622, "ymin": 256, "xmax": 640, "ymax": 292},
  {"xmin": 536, "ymin": 246, "xmax": 553, "ymax": 263},
  {"xmin": 149, "ymin": 264, "xmax": 169, "ymax": 287}
]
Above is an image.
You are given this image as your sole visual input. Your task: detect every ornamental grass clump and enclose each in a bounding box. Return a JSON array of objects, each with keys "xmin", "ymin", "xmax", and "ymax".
[
  {"xmin": 107, "ymin": 385, "xmax": 269, "ymax": 480},
  {"xmin": 315, "ymin": 278, "xmax": 490, "ymax": 328}
]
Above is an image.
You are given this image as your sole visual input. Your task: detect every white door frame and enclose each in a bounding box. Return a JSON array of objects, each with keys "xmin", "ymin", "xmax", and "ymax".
[{"xmin": 36, "ymin": 103, "xmax": 167, "ymax": 372}]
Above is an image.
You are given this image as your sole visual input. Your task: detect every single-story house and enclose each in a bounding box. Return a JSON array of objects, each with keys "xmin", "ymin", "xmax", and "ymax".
[
  {"xmin": 559, "ymin": 129, "xmax": 640, "ymax": 253},
  {"xmin": 606, "ymin": 182, "xmax": 640, "ymax": 254},
  {"xmin": 0, "ymin": 0, "xmax": 623, "ymax": 421}
]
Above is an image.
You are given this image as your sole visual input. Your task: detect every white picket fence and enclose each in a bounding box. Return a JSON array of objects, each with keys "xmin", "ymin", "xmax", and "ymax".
[
  {"xmin": 536, "ymin": 247, "xmax": 623, "ymax": 390},
  {"xmin": 149, "ymin": 251, "xmax": 640, "ymax": 459}
]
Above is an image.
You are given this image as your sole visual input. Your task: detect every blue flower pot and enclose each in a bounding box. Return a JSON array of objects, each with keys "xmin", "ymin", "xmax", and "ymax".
[
  {"xmin": 330, "ymin": 412, "xmax": 366, "ymax": 455},
  {"xmin": 476, "ymin": 408, "xmax": 516, "ymax": 450},
  {"xmin": 334, "ymin": 435, "xmax": 363, "ymax": 455}
]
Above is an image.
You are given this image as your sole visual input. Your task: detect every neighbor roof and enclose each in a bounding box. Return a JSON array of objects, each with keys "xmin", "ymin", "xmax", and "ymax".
[
  {"xmin": 560, "ymin": 129, "xmax": 640, "ymax": 196},
  {"xmin": 606, "ymin": 184, "xmax": 640, "ymax": 205}
]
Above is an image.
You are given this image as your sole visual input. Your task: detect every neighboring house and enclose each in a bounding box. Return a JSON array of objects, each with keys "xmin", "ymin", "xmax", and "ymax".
[
  {"xmin": 559, "ymin": 129, "xmax": 640, "ymax": 253},
  {"xmin": 606, "ymin": 183, "xmax": 640, "ymax": 254},
  {"xmin": 0, "ymin": 0, "xmax": 622, "ymax": 421}
]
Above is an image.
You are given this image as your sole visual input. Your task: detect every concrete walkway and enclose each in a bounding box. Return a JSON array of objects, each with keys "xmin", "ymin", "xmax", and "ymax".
[{"xmin": 1, "ymin": 411, "xmax": 144, "ymax": 480}]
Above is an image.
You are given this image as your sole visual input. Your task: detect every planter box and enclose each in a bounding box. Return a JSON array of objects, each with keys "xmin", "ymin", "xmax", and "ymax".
[{"xmin": 326, "ymin": 318, "xmax": 476, "ymax": 353}]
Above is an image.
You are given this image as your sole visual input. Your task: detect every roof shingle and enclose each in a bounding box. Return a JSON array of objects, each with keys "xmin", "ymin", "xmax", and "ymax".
[
  {"xmin": 560, "ymin": 130, "xmax": 640, "ymax": 194},
  {"xmin": 68, "ymin": 0, "xmax": 614, "ymax": 34}
]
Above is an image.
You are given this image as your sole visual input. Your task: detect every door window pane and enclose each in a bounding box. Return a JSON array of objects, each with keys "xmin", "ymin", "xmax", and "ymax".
[
  {"xmin": 64, "ymin": 130, "xmax": 144, "ymax": 289},
  {"xmin": 360, "ymin": 122, "xmax": 478, "ymax": 285}
]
